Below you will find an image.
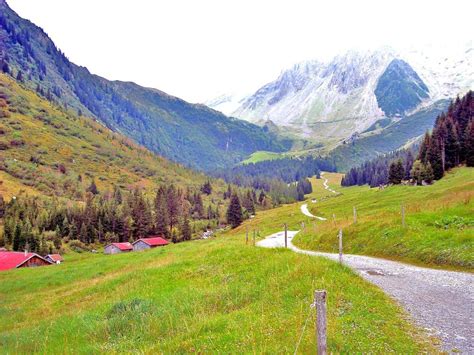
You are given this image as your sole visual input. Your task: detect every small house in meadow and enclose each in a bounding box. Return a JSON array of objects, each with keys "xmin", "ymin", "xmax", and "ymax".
[
  {"xmin": 0, "ymin": 251, "xmax": 52, "ymax": 271},
  {"xmin": 45, "ymin": 254, "xmax": 64, "ymax": 264},
  {"xmin": 132, "ymin": 236, "xmax": 169, "ymax": 251},
  {"xmin": 104, "ymin": 242, "xmax": 133, "ymax": 254}
]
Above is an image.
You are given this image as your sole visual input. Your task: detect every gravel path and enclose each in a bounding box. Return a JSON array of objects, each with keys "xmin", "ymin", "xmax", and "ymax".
[
  {"xmin": 258, "ymin": 174, "xmax": 474, "ymax": 353},
  {"xmin": 257, "ymin": 231, "xmax": 474, "ymax": 353}
]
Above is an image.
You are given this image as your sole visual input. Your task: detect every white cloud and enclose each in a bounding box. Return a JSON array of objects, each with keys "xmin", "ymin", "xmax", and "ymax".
[{"xmin": 7, "ymin": 0, "xmax": 473, "ymax": 103}]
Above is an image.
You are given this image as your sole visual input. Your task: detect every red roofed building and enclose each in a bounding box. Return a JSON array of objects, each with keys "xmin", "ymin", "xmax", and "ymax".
[
  {"xmin": 132, "ymin": 236, "xmax": 169, "ymax": 251},
  {"xmin": 104, "ymin": 242, "xmax": 134, "ymax": 255},
  {"xmin": 0, "ymin": 251, "xmax": 52, "ymax": 271},
  {"xmin": 45, "ymin": 254, "xmax": 64, "ymax": 264}
]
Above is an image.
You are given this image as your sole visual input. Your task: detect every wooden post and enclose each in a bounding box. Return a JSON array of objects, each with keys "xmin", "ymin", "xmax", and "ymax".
[
  {"xmin": 246, "ymin": 228, "xmax": 248, "ymax": 245},
  {"xmin": 315, "ymin": 290, "xmax": 327, "ymax": 355},
  {"xmin": 284, "ymin": 223, "xmax": 288, "ymax": 248},
  {"xmin": 253, "ymin": 229, "xmax": 256, "ymax": 245},
  {"xmin": 338, "ymin": 229, "xmax": 343, "ymax": 264},
  {"xmin": 353, "ymin": 206, "xmax": 357, "ymax": 224},
  {"xmin": 401, "ymin": 205, "xmax": 405, "ymax": 228}
]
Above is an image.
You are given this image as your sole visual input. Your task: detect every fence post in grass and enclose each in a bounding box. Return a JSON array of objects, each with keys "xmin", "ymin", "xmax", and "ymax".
[
  {"xmin": 353, "ymin": 206, "xmax": 357, "ymax": 224},
  {"xmin": 284, "ymin": 223, "xmax": 288, "ymax": 248},
  {"xmin": 332, "ymin": 213, "xmax": 336, "ymax": 228},
  {"xmin": 246, "ymin": 228, "xmax": 249, "ymax": 245},
  {"xmin": 314, "ymin": 290, "xmax": 327, "ymax": 355},
  {"xmin": 338, "ymin": 229, "xmax": 343, "ymax": 264},
  {"xmin": 401, "ymin": 205, "xmax": 406, "ymax": 228},
  {"xmin": 253, "ymin": 229, "xmax": 256, "ymax": 246}
]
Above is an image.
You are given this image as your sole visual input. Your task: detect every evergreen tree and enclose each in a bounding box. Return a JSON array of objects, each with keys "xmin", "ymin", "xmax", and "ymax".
[
  {"xmin": 154, "ymin": 187, "xmax": 170, "ymax": 237},
  {"xmin": 201, "ymin": 181, "xmax": 212, "ymax": 195},
  {"xmin": 422, "ymin": 162, "xmax": 434, "ymax": 183},
  {"xmin": 388, "ymin": 159, "xmax": 404, "ymax": 184},
  {"xmin": 226, "ymin": 194, "xmax": 243, "ymax": 228},
  {"xmin": 465, "ymin": 120, "xmax": 474, "ymax": 167},
  {"xmin": 87, "ymin": 180, "xmax": 99, "ymax": 195},
  {"xmin": 181, "ymin": 217, "xmax": 192, "ymax": 241},
  {"xmin": 427, "ymin": 135, "xmax": 444, "ymax": 180}
]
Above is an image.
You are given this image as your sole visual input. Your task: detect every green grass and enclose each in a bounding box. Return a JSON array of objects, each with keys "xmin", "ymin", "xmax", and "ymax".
[
  {"xmin": 294, "ymin": 168, "xmax": 474, "ymax": 270},
  {"xmin": 241, "ymin": 150, "xmax": 288, "ymax": 164},
  {"xmin": 0, "ymin": 223, "xmax": 436, "ymax": 352}
]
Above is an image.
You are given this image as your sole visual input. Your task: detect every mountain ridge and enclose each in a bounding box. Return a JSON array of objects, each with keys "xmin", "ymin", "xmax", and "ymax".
[{"xmin": 0, "ymin": 1, "xmax": 287, "ymax": 171}]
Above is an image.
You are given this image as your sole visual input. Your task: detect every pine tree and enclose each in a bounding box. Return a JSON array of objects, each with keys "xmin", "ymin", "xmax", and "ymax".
[
  {"xmin": 226, "ymin": 194, "xmax": 243, "ymax": 228},
  {"xmin": 201, "ymin": 181, "xmax": 212, "ymax": 195},
  {"xmin": 422, "ymin": 162, "xmax": 434, "ymax": 183},
  {"xmin": 181, "ymin": 217, "xmax": 192, "ymax": 241},
  {"xmin": 388, "ymin": 159, "xmax": 404, "ymax": 184},
  {"xmin": 87, "ymin": 180, "xmax": 99, "ymax": 195},
  {"xmin": 427, "ymin": 136, "xmax": 444, "ymax": 180},
  {"xmin": 444, "ymin": 117, "xmax": 460, "ymax": 169},
  {"xmin": 418, "ymin": 132, "xmax": 431, "ymax": 163},
  {"xmin": 154, "ymin": 187, "xmax": 170, "ymax": 238},
  {"xmin": 465, "ymin": 120, "xmax": 474, "ymax": 167}
]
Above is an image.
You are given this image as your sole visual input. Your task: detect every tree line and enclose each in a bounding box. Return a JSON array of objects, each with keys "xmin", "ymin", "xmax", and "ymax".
[
  {"xmin": 342, "ymin": 91, "xmax": 473, "ymax": 187},
  {"xmin": 0, "ymin": 180, "xmax": 259, "ymax": 253}
]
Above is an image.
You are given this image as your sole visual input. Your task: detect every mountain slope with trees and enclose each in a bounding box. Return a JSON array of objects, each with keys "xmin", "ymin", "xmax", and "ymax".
[{"xmin": 0, "ymin": 1, "xmax": 287, "ymax": 171}]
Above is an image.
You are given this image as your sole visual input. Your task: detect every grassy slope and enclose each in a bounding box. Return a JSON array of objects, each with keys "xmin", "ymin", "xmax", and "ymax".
[
  {"xmin": 0, "ymin": 74, "xmax": 224, "ymax": 199},
  {"xmin": 0, "ymin": 221, "xmax": 435, "ymax": 353},
  {"xmin": 241, "ymin": 150, "xmax": 288, "ymax": 164},
  {"xmin": 294, "ymin": 168, "xmax": 474, "ymax": 270}
]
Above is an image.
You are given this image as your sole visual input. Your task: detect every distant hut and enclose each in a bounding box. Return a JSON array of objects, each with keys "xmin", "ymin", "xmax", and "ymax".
[
  {"xmin": 44, "ymin": 254, "xmax": 64, "ymax": 264},
  {"xmin": 104, "ymin": 242, "xmax": 133, "ymax": 254},
  {"xmin": 0, "ymin": 251, "xmax": 52, "ymax": 271},
  {"xmin": 132, "ymin": 236, "xmax": 169, "ymax": 251}
]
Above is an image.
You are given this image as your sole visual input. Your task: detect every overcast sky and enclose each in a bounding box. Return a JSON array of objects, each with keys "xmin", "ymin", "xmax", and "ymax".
[{"xmin": 7, "ymin": 0, "xmax": 473, "ymax": 103}]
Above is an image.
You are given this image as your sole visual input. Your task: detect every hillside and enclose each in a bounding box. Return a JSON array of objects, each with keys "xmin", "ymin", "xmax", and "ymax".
[
  {"xmin": 0, "ymin": 1, "xmax": 287, "ymax": 171},
  {"xmin": 330, "ymin": 99, "xmax": 450, "ymax": 171},
  {"xmin": 0, "ymin": 212, "xmax": 435, "ymax": 353},
  {"xmin": 294, "ymin": 169, "xmax": 474, "ymax": 270},
  {"xmin": 0, "ymin": 73, "xmax": 214, "ymax": 199}
]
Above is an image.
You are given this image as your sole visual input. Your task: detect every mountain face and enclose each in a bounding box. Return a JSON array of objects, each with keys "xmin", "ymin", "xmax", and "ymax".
[
  {"xmin": 210, "ymin": 46, "xmax": 473, "ymax": 143},
  {"xmin": 0, "ymin": 1, "xmax": 287, "ymax": 171},
  {"xmin": 374, "ymin": 59, "xmax": 429, "ymax": 117},
  {"xmin": 0, "ymin": 73, "xmax": 212, "ymax": 199}
]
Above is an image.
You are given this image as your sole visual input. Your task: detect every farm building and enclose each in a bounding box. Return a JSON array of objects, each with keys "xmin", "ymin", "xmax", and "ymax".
[
  {"xmin": 0, "ymin": 251, "xmax": 52, "ymax": 271},
  {"xmin": 104, "ymin": 242, "xmax": 133, "ymax": 254},
  {"xmin": 133, "ymin": 236, "xmax": 169, "ymax": 251},
  {"xmin": 45, "ymin": 254, "xmax": 64, "ymax": 264}
]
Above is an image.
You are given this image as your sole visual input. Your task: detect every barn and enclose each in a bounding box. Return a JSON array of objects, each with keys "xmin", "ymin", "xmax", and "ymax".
[
  {"xmin": 0, "ymin": 251, "xmax": 52, "ymax": 271},
  {"xmin": 45, "ymin": 254, "xmax": 64, "ymax": 264},
  {"xmin": 104, "ymin": 242, "xmax": 133, "ymax": 254},
  {"xmin": 132, "ymin": 236, "xmax": 169, "ymax": 251}
]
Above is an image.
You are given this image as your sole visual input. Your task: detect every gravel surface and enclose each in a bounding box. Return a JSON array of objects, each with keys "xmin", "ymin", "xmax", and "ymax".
[{"xmin": 258, "ymin": 231, "xmax": 474, "ymax": 353}]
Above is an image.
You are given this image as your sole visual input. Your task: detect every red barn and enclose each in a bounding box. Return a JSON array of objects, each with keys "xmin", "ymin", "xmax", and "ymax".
[
  {"xmin": 45, "ymin": 254, "xmax": 64, "ymax": 264},
  {"xmin": 132, "ymin": 236, "xmax": 169, "ymax": 251},
  {"xmin": 0, "ymin": 251, "xmax": 52, "ymax": 271},
  {"xmin": 104, "ymin": 242, "xmax": 134, "ymax": 254}
]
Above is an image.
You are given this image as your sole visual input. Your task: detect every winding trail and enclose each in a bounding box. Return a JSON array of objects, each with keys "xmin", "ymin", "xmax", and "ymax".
[{"xmin": 257, "ymin": 174, "xmax": 474, "ymax": 353}]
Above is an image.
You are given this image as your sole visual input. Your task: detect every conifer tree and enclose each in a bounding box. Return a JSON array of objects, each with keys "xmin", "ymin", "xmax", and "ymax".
[
  {"xmin": 465, "ymin": 120, "xmax": 474, "ymax": 167},
  {"xmin": 226, "ymin": 193, "xmax": 243, "ymax": 228},
  {"xmin": 388, "ymin": 159, "xmax": 404, "ymax": 184},
  {"xmin": 181, "ymin": 217, "xmax": 192, "ymax": 241}
]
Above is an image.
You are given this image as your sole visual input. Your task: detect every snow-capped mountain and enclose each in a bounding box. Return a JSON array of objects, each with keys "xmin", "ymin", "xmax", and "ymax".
[{"xmin": 207, "ymin": 45, "xmax": 473, "ymax": 141}]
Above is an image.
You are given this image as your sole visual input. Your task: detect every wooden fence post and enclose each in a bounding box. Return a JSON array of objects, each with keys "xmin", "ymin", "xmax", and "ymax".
[
  {"xmin": 315, "ymin": 290, "xmax": 327, "ymax": 355},
  {"xmin": 253, "ymin": 229, "xmax": 256, "ymax": 245},
  {"xmin": 284, "ymin": 223, "xmax": 288, "ymax": 248},
  {"xmin": 338, "ymin": 229, "xmax": 343, "ymax": 264},
  {"xmin": 246, "ymin": 228, "xmax": 248, "ymax": 245},
  {"xmin": 353, "ymin": 206, "xmax": 357, "ymax": 224},
  {"xmin": 401, "ymin": 205, "xmax": 405, "ymax": 228}
]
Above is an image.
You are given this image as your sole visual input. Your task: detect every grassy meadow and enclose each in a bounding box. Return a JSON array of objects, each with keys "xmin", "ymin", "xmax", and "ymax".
[
  {"xmin": 0, "ymin": 212, "xmax": 437, "ymax": 353},
  {"xmin": 294, "ymin": 168, "xmax": 474, "ymax": 270}
]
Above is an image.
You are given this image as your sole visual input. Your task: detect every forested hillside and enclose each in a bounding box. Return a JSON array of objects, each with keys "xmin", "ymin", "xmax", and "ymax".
[
  {"xmin": 342, "ymin": 91, "xmax": 473, "ymax": 186},
  {"xmin": 0, "ymin": 1, "xmax": 287, "ymax": 170}
]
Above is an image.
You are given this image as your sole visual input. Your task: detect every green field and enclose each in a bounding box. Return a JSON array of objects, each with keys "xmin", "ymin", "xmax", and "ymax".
[
  {"xmin": 241, "ymin": 150, "xmax": 288, "ymax": 164},
  {"xmin": 0, "ymin": 213, "xmax": 436, "ymax": 352},
  {"xmin": 294, "ymin": 168, "xmax": 474, "ymax": 270}
]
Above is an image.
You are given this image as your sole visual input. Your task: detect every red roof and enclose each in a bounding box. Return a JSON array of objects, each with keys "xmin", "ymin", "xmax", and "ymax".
[
  {"xmin": 111, "ymin": 242, "xmax": 133, "ymax": 251},
  {"xmin": 0, "ymin": 251, "xmax": 51, "ymax": 271},
  {"xmin": 46, "ymin": 254, "xmax": 63, "ymax": 262},
  {"xmin": 134, "ymin": 236, "xmax": 169, "ymax": 246}
]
